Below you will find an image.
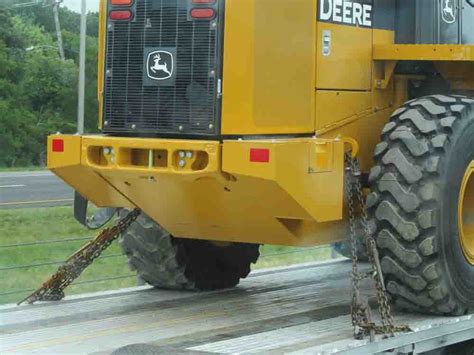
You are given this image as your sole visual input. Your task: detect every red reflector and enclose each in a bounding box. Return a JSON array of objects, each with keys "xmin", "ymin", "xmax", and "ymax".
[
  {"xmin": 192, "ymin": 0, "xmax": 216, "ymax": 3},
  {"xmin": 109, "ymin": 10, "xmax": 132, "ymax": 20},
  {"xmin": 190, "ymin": 8, "xmax": 215, "ymax": 19},
  {"xmin": 110, "ymin": 0, "xmax": 133, "ymax": 5},
  {"xmin": 52, "ymin": 139, "xmax": 64, "ymax": 153},
  {"xmin": 250, "ymin": 148, "xmax": 270, "ymax": 163}
]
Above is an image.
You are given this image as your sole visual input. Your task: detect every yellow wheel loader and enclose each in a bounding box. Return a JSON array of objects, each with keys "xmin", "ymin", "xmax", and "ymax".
[{"xmin": 47, "ymin": 0, "xmax": 474, "ymax": 315}]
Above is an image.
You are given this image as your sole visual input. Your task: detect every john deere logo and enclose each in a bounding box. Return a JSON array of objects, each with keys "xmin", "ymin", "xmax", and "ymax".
[
  {"xmin": 441, "ymin": 0, "xmax": 457, "ymax": 24},
  {"xmin": 146, "ymin": 50, "xmax": 173, "ymax": 81},
  {"xmin": 318, "ymin": 0, "xmax": 373, "ymax": 28}
]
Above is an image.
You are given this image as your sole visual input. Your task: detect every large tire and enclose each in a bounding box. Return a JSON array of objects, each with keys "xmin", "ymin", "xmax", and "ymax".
[
  {"xmin": 368, "ymin": 95, "xmax": 474, "ymax": 315},
  {"xmin": 119, "ymin": 212, "xmax": 260, "ymax": 291}
]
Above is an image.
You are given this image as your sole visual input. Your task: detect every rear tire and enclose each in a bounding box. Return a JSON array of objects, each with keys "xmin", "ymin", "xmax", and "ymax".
[
  {"xmin": 119, "ymin": 212, "xmax": 260, "ymax": 291},
  {"xmin": 368, "ymin": 95, "xmax": 474, "ymax": 315}
]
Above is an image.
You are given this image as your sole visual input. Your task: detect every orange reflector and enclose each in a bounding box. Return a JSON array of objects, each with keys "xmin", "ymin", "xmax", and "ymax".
[
  {"xmin": 109, "ymin": 10, "xmax": 133, "ymax": 20},
  {"xmin": 250, "ymin": 148, "xmax": 270, "ymax": 163},
  {"xmin": 110, "ymin": 0, "xmax": 133, "ymax": 5},
  {"xmin": 190, "ymin": 8, "xmax": 215, "ymax": 19},
  {"xmin": 192, "ymin": 0, "xmax": 216, "ymax": 3},
  {"xmin": 52, "ymin": 139, "xmax": 64, "ymax": 153}
]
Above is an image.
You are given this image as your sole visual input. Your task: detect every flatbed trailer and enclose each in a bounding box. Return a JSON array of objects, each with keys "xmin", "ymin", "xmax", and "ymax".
[{"xmin": 1, "ymin": 259, "xmax": 473, "ymax": 354}]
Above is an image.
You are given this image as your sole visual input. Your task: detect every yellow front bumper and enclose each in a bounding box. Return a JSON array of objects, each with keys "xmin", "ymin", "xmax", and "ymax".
[{"xmin": 48, "ymin": 134, "xmax": 348, "ymax": 246}]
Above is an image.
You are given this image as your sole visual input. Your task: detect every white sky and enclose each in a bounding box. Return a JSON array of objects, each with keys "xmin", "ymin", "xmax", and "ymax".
[{"xmin": 61, "ymin": 0, "xmax": 99, "ymax": 13}]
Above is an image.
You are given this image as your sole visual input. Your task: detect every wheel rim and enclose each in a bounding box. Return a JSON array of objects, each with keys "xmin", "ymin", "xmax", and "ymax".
[{"xmin": 459, "ymin": 162, "xmax": 474, "ymax": 265}]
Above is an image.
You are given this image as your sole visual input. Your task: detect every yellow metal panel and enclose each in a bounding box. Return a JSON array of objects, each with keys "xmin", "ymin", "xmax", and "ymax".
[
  {"xmin": 373, "ymin": 44, "xmax": 474, "ymax": 61},
  {"xmin": 316, "ymin": 22, "xmax": 372, "ymax": 90},
  {"xmin": 47, "ymin": 135, "xmax": 81, "ymax": 169},
  {"xmin": 47, "ymin": 135, "xmax": 133, "ymax": 208},
  {"xmin": 315, "ymin": 90, "xmax": 372, "ymax": 131},
  {"xmin": 48, "ymin": 135, "xmax": 349, "ymax": 246},
  {"xmin": 222, "ymin": 138, "xmax": 345, "ymax": 223},
  {"xmin": 81, "ymin": 136, "xmax": 221, "ymax": 176},
  {"xmin": 54, "ymin": 166, "xmax": 134, "ymax": 208},
  {"xmin": 373, "ymin": 28, "xmax": 394, "ymax": 46},
  {"xmin": 221, "ymin": 0, "xmax": 316, "ymax": 135}
]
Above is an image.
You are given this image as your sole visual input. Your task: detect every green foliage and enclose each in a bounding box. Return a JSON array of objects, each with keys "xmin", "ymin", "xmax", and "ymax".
[
  {"xmin": 0, "ymin": 6, "xmax": 99, "ymax": 167},
  {"xmin": 0, "ymin": 206, "xmax": 332, "ymax": 305}
]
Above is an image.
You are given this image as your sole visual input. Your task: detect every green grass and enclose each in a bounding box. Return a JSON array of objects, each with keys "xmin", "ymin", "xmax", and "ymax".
[{"xmin": 0, "ymin": 207, "xmax": 334, "ymax": 305}]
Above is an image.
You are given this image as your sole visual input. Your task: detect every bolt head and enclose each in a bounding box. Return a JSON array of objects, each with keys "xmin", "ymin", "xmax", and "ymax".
[
  {"xmin": 186, "ymin": 151, "xmax": 193, "ymax": 159},
  {"xmin": 178, "ymin": 125, "xmax": 184, "ymax": 131},
  {"xmin": 131, "ymin": 124, "xmax": 136, "ymax": 129},
  {"xmin": 209, "ymin": 124, "xmax": 214, "ymax": 130},
  {"xmin": 178, "ymin": 159, "xmax": 186, "ymax": 168},
  {"xmin": 179, "ymin": 151, "xmax": 186, "ymax": 158}
]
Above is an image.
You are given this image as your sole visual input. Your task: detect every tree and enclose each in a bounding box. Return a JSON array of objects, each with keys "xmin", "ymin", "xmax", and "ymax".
[{"xmin": 0, "ymin": 7, "xmax": 99, "ymax": 167}]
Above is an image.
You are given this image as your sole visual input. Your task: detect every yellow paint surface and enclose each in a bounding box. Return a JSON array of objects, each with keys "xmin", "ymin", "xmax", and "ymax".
[
  {"xmin": 48, "ymin": 135, "xmax": 347, "ymax": 246},
  {"xmin": 221, "ymin": 0, "xmax": 316, "ymax": 135}
]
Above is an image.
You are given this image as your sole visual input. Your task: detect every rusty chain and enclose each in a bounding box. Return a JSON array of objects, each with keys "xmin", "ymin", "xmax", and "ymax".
[
  {"xmin": 345, "ymin": 153, "xmax": 411, "ymax": 340},
  {"xmin": 18, "ymin": 208, "xmax": 141, "ymax": 305}
]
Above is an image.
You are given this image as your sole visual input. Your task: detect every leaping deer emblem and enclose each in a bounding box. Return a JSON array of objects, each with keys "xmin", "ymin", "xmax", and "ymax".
[
  {"xmin": 442, "ymin": 0, "xmax": 456, "ymax": 24},
  {"xmin": 150, "ymin": 54, "xmax": 172, "ymax": 76}
]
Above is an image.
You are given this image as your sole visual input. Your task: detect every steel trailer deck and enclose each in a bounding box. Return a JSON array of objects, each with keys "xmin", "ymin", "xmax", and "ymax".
[{"xmin": 1, "ymin": 259, "xmax": 473, "ymax": 354}]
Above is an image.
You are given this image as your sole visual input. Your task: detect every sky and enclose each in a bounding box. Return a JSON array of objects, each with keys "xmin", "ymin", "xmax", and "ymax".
[{"xmin": 62, "ymin": 0, "xmax": 99, "ymax": 13}]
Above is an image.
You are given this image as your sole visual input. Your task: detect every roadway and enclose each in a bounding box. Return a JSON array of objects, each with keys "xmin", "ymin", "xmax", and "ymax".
[
  {"xmin": 1, "ymin": 260, "xmax": 473, "ymax": 354},
  {"xmin": 0, "ymin": 171, "xmax": 73, "ymax": 209}
]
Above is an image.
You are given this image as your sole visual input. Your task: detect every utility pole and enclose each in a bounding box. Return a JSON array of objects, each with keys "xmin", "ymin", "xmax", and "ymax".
[
  {"xmin": 77, "ymin": 0, "xmax": 87, "ymax": 134},
  {"xmin": 52, "ymin": 0, "xmax": 65, "ymax": 61}
]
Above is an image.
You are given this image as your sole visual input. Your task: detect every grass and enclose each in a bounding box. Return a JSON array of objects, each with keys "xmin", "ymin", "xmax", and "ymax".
[{"xmin": 0, "ymin": 207, "xmax": 335, "ymax": 305}]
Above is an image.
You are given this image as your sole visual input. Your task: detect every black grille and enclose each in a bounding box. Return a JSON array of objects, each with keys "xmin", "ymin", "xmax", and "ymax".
[{"xmin": 103, "ymin": 0, "xmax": 222, "ymax": 136}]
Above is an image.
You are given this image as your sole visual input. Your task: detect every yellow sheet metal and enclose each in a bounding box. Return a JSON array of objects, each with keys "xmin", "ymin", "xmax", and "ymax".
[
  {"xmin": 374, "ymin": 44, "xmax": 474, "ymax": 61},
  {"xmin": 48, "ymin": 135, "xmax": 347, "ymax": 246},
  {"xmin": 221, "ymin": 0, "xmax": 316, "ymax": 135}
]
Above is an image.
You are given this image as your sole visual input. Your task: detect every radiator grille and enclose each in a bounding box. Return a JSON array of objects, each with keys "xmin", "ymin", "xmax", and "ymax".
[{"xmin": 103, "ymin": 0, "xmax": 222, "ymax": 136}]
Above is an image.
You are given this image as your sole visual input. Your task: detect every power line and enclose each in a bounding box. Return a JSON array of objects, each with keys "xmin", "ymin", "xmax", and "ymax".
[
  {"xmin": 9, "ymin": 0, "xmax": 52, "ymax": 9},
  {"xmin": 0, "ymin": 237, "xmax": 92, "ymax": 249}
]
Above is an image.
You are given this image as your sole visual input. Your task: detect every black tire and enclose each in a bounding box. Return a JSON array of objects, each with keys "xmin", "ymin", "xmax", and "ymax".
[
  {"xmin": 368, "ymin": 95, "xmax": 474, "ymax": 315},
  {"xmin": 119, "ymin": 212, "xmax": 260, "ymax": 291}
]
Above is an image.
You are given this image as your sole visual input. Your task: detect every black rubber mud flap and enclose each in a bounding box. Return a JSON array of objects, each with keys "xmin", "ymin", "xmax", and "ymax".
[{"xmin": 74, "ymin": 191, "xmax": 118, "ymax": 230}]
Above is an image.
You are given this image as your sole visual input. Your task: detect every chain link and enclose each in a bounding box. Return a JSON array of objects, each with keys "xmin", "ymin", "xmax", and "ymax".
[
  {"xmin": 18, "ymin": 209, "xmax": 141, "ymax": 305},
  {"xmin": 345, "ymin": 153, "xmax": 411, "ymax": 340}
]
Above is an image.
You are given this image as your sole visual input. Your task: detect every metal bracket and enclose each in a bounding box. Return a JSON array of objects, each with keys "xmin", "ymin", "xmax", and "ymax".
[
  {"xmin": 375, "ymin": 60, "xmax": 397, "ymax": 89},
  {"xmin": 74, "ymin": 191, "xmax": 118, "ymax": 230},
  {"xmin": 338, "ymin": 136, "xmax": 360, "ymax": 158}
]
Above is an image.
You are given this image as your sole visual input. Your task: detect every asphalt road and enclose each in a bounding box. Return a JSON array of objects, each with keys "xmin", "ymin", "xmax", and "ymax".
[{"xmin": 0, "ymin": 171, "xmax": 73, "ymax": 209}]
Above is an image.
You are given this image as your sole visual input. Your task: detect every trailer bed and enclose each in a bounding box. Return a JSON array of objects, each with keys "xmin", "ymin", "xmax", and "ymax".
[{"xmin": 1, "ymin": 259, "xmax": 473, "ymax": 354}]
